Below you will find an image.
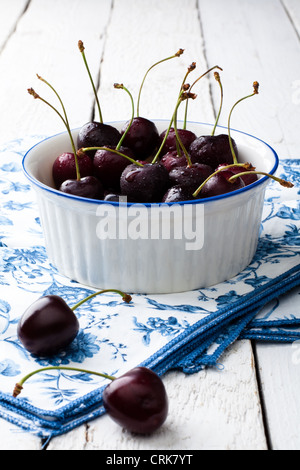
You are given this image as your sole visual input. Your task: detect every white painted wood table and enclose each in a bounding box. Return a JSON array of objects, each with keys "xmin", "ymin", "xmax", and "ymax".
[{"xmin": 0, "ymin": 0, "xmax": 299, "ymax": 451}]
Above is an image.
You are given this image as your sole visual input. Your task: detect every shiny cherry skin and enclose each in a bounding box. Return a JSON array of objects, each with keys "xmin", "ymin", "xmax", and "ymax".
[
  {"xmin": 159, "ymin": 127, "xmax": 196, "ymax": 155},
  {"xmin": 189, "ymin": 134, "xmax": 238, "ymax": 169},
  {"xmin": 17, "ymin": 295, "xmax": 79, "ymax": 356},
  {"xmin": 216, "ymin": 163, "xmax": 258, "ymax": 186},
  {"xmin": 162, "ymin": 185, "xmax": 193, "ymax": 203},
  {"xmin": 160, "ymin": 150, "xmax": 186, "ymax": 172},
  {"xmin": 52, "ymin": 152, "xmax": 93, "ymax": 188},
  {"xmin": 120, "ymin": 117, "xmax": 160, "ymax": 159},
  {"xmin": 120, "ymin": 163, "xmax": 169, "ymax": 203},
  {"xmin": 77, "ymin": 122, "xmax": 121, "ymax": 158},
  {"xmin": 103, "ymin": 367, "xmax": 168, "ymax": 434},
  {"xmin": 93, "ymin": 146, "xmax": 134, "ymax": 191},
  {"xmin": 200, "ymin": 169, "xmax": 245, "ymax": 198},
  {"xmin": 103, "ymin": 191, "xmax": 137, "ymax": 203},
  {"xmin": 103, "ymin": 192, "xmax": 122, "ymax": 202},
  {"xmin": 59, "ymin": 175, "xmax": 104, "ymax": 199},
  {"xmin": 168, "ymin": 163, "xmax": 213, "ymax": 192}
]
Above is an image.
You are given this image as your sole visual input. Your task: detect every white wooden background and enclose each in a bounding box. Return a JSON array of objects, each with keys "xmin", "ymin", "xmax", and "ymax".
[{"xmin": 0, "ymin": 0, "xmax": 299, "ymax": 451}]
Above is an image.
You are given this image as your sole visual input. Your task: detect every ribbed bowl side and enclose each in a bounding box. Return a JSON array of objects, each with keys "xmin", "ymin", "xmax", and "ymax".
[
  {"xmin": 35, "ymin": 182, "xmax": 266, "ymax": 294},
  {"xmin": 198, "ymin": 186, "xmax": 266, "ymax": 288}
]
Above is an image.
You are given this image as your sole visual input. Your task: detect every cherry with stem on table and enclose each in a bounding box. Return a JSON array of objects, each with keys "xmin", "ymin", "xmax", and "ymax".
[{"xmin": 13, "ymin": 362, "xmax": 168, "ymax": 435}]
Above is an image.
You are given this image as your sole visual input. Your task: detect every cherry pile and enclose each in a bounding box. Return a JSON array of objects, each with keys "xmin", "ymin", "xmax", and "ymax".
[{"xmin": 28, "ymin": 41, "xmax": 293, "ymax": 204}]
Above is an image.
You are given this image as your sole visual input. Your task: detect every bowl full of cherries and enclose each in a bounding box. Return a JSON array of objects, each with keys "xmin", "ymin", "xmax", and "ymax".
[{"xmin": 22, "ymin": 42, "xmax": 292, "ymax": 294}]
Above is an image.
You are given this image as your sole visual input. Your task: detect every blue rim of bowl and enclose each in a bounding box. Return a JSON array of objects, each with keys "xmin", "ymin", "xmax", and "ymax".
[{"xmin": 22, "ymin": 121, "xmax": 279, "ymax": 207}]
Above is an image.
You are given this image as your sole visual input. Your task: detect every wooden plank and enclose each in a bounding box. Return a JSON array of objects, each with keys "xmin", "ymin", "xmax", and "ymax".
[
  {"xmin": 254, "ymin": 342, "xmax": 300, "ymax": 450},
  {"xmin": 0, "ymin": 419, "xmax": 41, "ymax": 450},
  {"xmin": 198, "ymin": 0, "xmax": 300, "ymax": 158},
  {"xmin": 282, "ymin": 0, "xmax": 300, "ymax": 37},
  {"xmin": 0, "ymin": 0, "xmax": 29, "ymax": 51},
  {"xmin": 0, "ymin": 0, "xmax": 113, "ymax": 143},
  {"xmin": 199, "ymin": 0, "xmax": 300, "ymax": 450},
  {"xmin": 97, "ymin": 0, "xmax": 216, "ymax": 125}
]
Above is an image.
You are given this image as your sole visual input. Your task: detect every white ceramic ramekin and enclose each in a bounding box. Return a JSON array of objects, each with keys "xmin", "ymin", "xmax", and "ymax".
[{"xmin": 22, "ymin": 121, "xmax": 279, "ymax": 294}]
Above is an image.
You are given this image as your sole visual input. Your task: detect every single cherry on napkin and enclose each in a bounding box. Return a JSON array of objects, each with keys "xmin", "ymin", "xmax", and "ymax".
[
  {"xmin": 13, "ymin": 365, "xmax": 168, "ymax": 435},
  {"xmin": 17, "ymin": 289, "xmax": 131, "ymax": 356}
]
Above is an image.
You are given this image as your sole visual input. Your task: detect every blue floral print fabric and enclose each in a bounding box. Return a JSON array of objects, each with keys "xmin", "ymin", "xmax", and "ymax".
[{"xmin": 0, "ymin": 136, "xmax": 299, "ymax": 438}]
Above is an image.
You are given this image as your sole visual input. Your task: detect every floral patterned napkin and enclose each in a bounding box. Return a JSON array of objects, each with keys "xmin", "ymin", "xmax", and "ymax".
[{"xmin": 0, "ymin": 136, "xmax": 299, "ymax": 438}]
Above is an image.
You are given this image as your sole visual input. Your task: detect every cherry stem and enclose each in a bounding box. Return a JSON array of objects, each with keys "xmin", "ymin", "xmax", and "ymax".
[
  {"xmin": 136, "ymin": 48, "xmax": 184, "ymax": 117},
  {"xmin": 151, "ymin": 90, "xmax": 197, "ymax": 165},
  {"xmin": 78, "ymin": 146, "xmax": 144, "ymax": 167},
  {"xmin": 151, "ymin": 65, "xmax": 197, "ymax": 163},
  {"xmin": 13, "ymin": 366, "xmax": 117, "ymax": 398},
  {"xmin": 28, "ymin": 84, "xmax": 80, "ymax": 181},
  {"xmin": 178, "ymin": 62, "xmax": 196, "ymax": 130},
  {"xmin": 36, "ymin": 74, "xmax": 70, "ymax": 130},
  {"xmin": 113, "ymin": 83, "xmax": 135, "ymax": 150},
  {"xmin": 211, "ymin": 71, "xmax": 223, "ymax": 136},
  {"xmin": 192, "ymin": 163, "xmax": 253, "ymax": 198},
  {"xmin": 228, "ymin": 171, "xmax": 294, "ymax": 188},
  {"xmin": 180, "ymin": 63, "xmax": 196, "ymax": 94},
  {"xmin": 151, "ymin": 116, "xmax": 174, "ymax": 164},
  {"xmin": 174, "ymin": 84, "xmax": 189, "ymax": 156},
  {"xmin": 183, "ymin": 65, "xmax": 223, "ymax": 129},
  {"xmin": 71, "ymin": 288, "xmax": 132, "ymax": 311},
  {"xmin": 78, "ymin": 40, "xmax": 103, "ymax": 123},
  {"xmin": 172, "ymin": 91, "xmax": 197, "ymax": 167},
  {"xmin": 228, "ymin": 81, "xmax": 259, "ymax": 164}
]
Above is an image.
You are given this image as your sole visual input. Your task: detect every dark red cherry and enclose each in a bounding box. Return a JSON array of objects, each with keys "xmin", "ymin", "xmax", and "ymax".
[
  {"xmin": 59, "ymin": 175, "xmax": 104, "ymax": 199},
  {"xmin": 200, "ymin": 170, "xmax": 245, "ymax": 198},
  {"xmin": 93, "ymin": 146, "xmax": 134, "ymax": 191},
  {"xmin": 120, "ymin": 163, "xmax": 169, "ymax": 202},
  {"xmin": 103, "ymin": 191, "xmax": 137, "ymax": 203},
  {"xmin": 103, "ymin": 191, "xmax": 138, "ymax": 203},
  {"xmin": 217, "ymin": 163, "xmax": 258, "ymax": 186},
  {"xmin": 160, "ymin": 150, "xmax": 186, "ymax": 172},
  {"xmin": 77, "ymin": 122, "xmax": 121, "ymax": 158},
  {"xmin": 13, "ymin": 364, "xmax": 167, "ymax": 435},
  {"xmin": 159, "ymin": 127, "xmax": 196, "ymax": 155},
  {"xmin": 103, "ymin": 367, "xmax": 168, "ymax": 434},
  {"xmin": 168, "ymin": 163, "xmax": 213, "ymax": 192},
  {"xmin": 52, "ymin": 152, "xmax": 93, "ymax": 188},
  {"xmin": 17, "ymin": 295, "xmax": 79, "ymax": 356},
  {"xmin": 120, "ymin": 117, "xmax": 160, "ymax": 159},
  {"xmin": 16, "ymin": 289, "xmax": 131, "ymax": 358},
  {"xmin": 189, "ymin": 134, "xmax": 238, "ymax": 169},
  {"xmin": 162, "ymin": 185, "xmax": 193, "ymax": 203},
  {"xmin": 103, "ymin": 192, "xmax": 122, "ymax": 202}
]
